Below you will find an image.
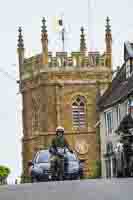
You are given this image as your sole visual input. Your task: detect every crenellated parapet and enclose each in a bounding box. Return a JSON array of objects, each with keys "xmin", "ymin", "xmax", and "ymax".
[{"xmin": 21, "ymin": 51, "xmax": 107, "ymax": 80}]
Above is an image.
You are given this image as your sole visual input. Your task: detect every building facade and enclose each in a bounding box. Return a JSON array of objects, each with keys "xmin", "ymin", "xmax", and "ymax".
[
  {"xmin": 98, "ymin": 41, "xmax": 133, "ymax": 178},
  {"xmin": 17, "ymin": 17, "xmax": 112, "ymax": 179}
]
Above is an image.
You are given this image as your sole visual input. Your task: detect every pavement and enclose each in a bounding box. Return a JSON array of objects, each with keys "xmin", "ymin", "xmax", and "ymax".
[{"xmin": 0, "ymin": 179, "xmax": 133, "ymax": 200}]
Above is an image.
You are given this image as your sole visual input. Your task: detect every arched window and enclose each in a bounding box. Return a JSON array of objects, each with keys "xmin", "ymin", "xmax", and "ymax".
[{"xmin": 72, "ymin": 96, "xmax": 86, "ymax": 128}]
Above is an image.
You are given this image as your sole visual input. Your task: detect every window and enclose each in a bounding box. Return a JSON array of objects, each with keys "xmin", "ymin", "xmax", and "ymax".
[
  {"xmin": 106, "ymin": 142, "xmax": 113, "ymax": 154},
  {"xmin": 127, "ymin": 98, "xmax": 133, "ymax": 117},
  {"xmin": 130, "ymin": 59, "xmax": 133, "ymax": 74},
  {"xmin": 72, "ymin": 96, "xmax": 86, "ymax": 128},
  {"xmin": 36, "ymin": 151, "xmax": 50, "ymax": 163},
  {"xmin": 116, "ymin": 105, "xmax": 121, "ymax": 124},
  {"xmin": 126, "ymin": 60, "xmax": 131, "ymax": 79},
  {"xmin": 105, "ymin": 110, "xmax": 113, "ymax": 135},
  {"xmin": 125, "ymin": 101, "xmax": 129, "ymax": 115}
]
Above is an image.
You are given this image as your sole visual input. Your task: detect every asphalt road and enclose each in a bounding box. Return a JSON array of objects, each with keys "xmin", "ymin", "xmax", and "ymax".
[{"xmin": 0, "ymin": 179, "xmax": 133, "ymax": 200}]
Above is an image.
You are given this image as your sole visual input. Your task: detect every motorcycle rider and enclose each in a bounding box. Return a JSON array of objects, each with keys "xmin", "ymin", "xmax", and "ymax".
[{"xmin": 49, "ymin": 126, "xmax": 73, "ymax": 180}]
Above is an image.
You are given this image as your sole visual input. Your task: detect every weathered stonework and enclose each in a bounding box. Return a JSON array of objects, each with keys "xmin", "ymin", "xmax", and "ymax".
[{"xmin": 17, "ymin": 17, "xmax": 112, "ymax": 179}]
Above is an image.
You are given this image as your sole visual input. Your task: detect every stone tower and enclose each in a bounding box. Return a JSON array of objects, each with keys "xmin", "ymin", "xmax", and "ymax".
[{"xmin": 17, "ymin": 17, "xmax": 112, "ymax": 180}]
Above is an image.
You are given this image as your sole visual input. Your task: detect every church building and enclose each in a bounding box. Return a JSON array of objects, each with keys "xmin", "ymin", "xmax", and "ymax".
[{"xmin": 17, "ymin": 17, "xmax": 112, "ymax": 179}]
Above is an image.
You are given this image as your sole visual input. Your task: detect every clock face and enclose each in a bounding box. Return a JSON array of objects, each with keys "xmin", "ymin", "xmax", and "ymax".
[{"xmin": 75, "ymin": 139, "xmax": 89, "ymax": 155}]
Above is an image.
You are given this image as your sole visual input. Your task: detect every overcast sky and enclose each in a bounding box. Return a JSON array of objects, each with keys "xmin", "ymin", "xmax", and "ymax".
[{"xmin": 0, "ymin": 0, "xmax": 133, "ymax": 183}]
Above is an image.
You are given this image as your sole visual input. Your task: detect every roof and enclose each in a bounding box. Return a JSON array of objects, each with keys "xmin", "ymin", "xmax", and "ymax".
[
  {"xmin": 98, "ymin": 72, "xmax": 133, "ymax": 111},
  {"xmin": 98, "ymin": 42, "xmax": 133, "ymax": 111}
]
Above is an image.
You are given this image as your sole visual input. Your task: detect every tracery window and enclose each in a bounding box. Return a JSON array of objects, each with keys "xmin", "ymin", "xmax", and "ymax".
[{"xmin": 72, "ymin": 96, "xmax": 86, "ymax": 128}]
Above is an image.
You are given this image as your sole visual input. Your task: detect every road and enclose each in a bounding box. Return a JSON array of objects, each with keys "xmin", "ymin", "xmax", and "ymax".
[{"xmin": 0, "ymin": 179, "xmax": 133, "ymax": 200}]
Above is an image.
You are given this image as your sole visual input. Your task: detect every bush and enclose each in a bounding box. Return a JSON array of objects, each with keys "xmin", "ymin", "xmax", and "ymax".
[{"xmin": 0, "ymin": 165, "xmax": 10, "ymax": 185}]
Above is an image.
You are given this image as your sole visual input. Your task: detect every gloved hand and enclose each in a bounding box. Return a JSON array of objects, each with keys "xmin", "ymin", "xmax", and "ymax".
[{"xmin": 69, "ymin": 149, "xmax": 73, "ymax": 154}]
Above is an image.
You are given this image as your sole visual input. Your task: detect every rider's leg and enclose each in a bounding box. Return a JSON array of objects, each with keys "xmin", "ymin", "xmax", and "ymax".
[{"xmin": 50, "ymin": 155, "xmax": 57, "ymax": 180}]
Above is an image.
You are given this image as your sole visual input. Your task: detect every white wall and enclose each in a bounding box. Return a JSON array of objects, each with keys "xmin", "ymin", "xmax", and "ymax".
[{"xmin": 100, "ymin": 100, "xmax": 128, "ymax": 177}]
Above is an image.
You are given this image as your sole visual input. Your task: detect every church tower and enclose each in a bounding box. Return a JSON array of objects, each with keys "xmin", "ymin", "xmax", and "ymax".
[{"xmin": 17, "ymin": 17, "xmax": 112, "ymax": 181}]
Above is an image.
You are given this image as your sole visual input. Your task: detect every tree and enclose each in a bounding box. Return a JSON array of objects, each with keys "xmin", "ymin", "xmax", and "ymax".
[{"xmin": 0, "ymin": 165, "xmax": 10, "ymax": 185}]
